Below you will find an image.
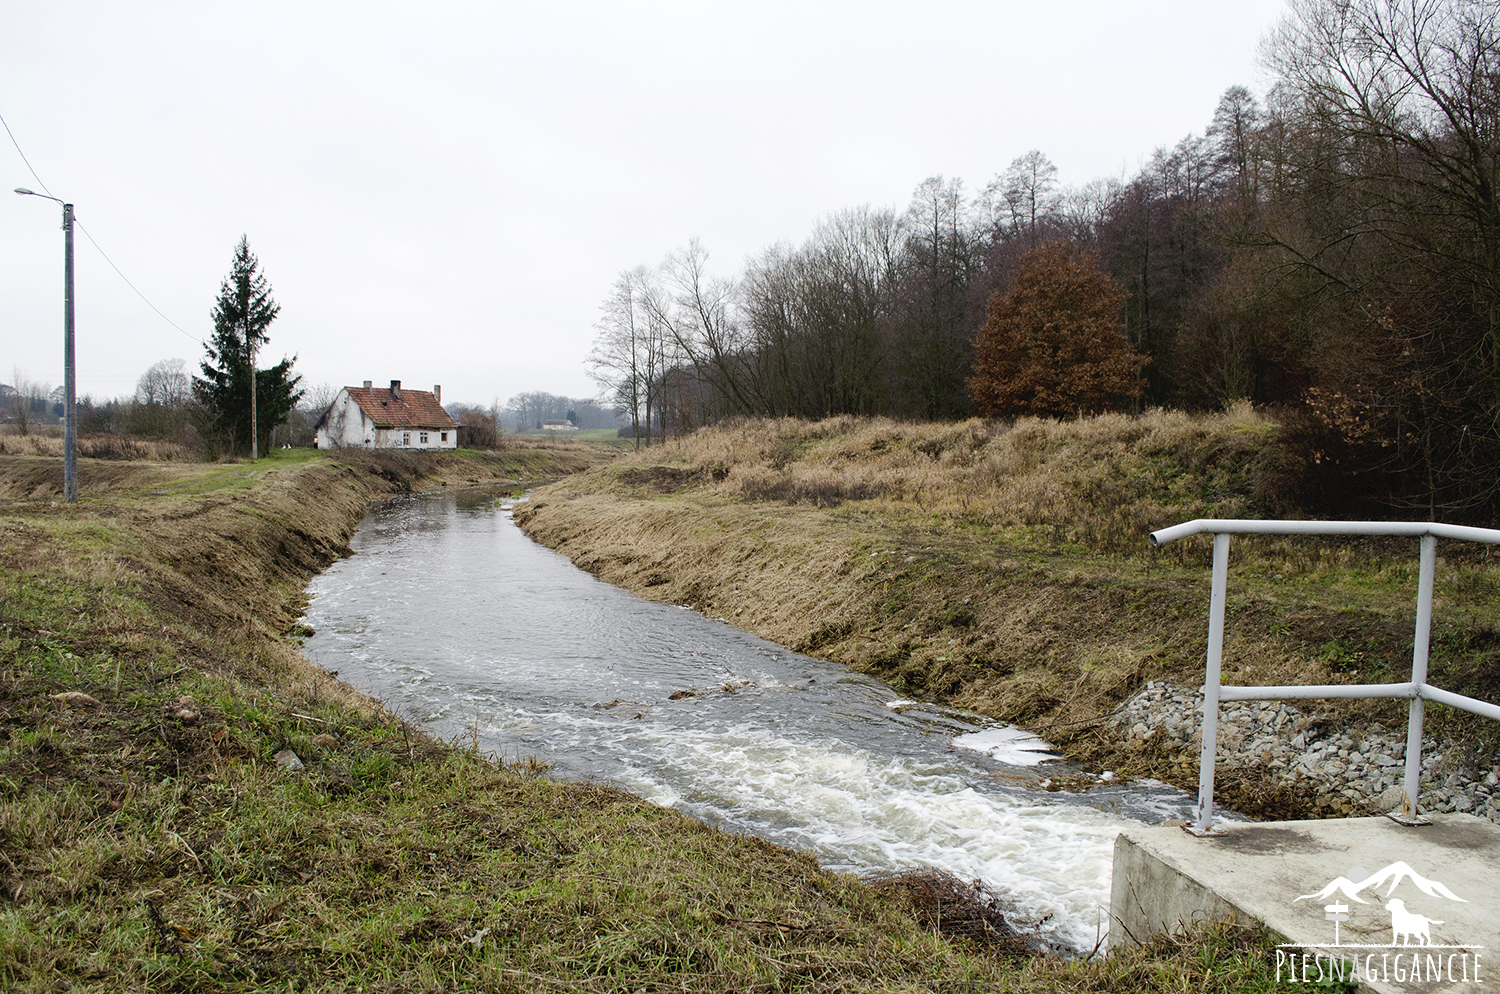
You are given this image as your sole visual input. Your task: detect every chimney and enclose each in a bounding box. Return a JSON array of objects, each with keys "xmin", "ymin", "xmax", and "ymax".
[
  {"xmin": 433, "ymin": 384, "xmax": 441, "ymax": 405},
  {"xmin": 390, "ymin": 380, "xmax": 401, "ymax": 399},
  {"xmin": 363, "ymin": 380, "xmax": 372, "ymax": 390}
]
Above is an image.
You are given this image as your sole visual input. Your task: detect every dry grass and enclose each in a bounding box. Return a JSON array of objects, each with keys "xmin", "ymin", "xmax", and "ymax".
[
  {"xmin": 517, "ymin": 413, "xmax": 1500, "ymax": 821},
  {"xmin": 606, "ymin": 406, "xmax": 1277, "ymax": 552},
  {"xmin": 0, "ymin": 430, "xmax": 199, "ymax": 463},
  {"xmin": 0, "ymin": 443, "xmax": 1301, "ymax": 991}
]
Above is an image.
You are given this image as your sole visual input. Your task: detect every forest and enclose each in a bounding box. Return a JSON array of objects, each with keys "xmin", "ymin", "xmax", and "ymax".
[{"xmin": 589, "ymin": 0, "xmax": 1500, "ymax": 523}]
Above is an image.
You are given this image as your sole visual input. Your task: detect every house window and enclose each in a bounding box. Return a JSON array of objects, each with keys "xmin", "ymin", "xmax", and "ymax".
[
  {"xmin": 420, "ymin": 432, "xmax": 429, "ymax": 444},
  {"xmin": 402, "ymin": 432, "xmax": 410, "ymax": 446},
  {"xmin": 440, "ymin": 432, "xmax": 448, "ymax": 442}
]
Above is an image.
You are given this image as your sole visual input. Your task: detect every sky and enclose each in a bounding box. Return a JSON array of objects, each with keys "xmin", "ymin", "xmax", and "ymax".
[{"xmin": 2, "ymin": 0, "xmax": 1289, "ymax": 410}]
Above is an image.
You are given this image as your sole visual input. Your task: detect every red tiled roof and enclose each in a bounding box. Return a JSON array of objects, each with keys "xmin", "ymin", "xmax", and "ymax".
[{"xmin": 345, "ymin": 386, "xmax": 458, "ymax": 430}]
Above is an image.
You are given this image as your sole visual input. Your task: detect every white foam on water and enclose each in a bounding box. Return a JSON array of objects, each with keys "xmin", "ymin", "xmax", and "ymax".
[
  {"xmin": 614, "ymin": 720, "xmax": 1127, "ymax": 951},
  {"xmin": 952, "ymin": 726, "xmax": 1062, "ymax": 766}
]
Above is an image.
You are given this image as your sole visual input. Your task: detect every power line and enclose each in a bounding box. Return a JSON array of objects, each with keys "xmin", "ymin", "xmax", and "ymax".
[
  {"xmin": 0, "ymin": 110, "xmax": 54, "ymax": 198},
  {"xmin": 2, "ymin": 108, "xmax": 201, "ymax": 346},
  {"xmin": 73, "ymin": 220, "xmax": 202, "ymax": 345}
]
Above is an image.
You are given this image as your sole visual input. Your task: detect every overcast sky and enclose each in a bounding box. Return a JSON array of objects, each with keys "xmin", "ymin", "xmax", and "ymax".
[{"xmin": 3, "ymin": 1, "xmax": 1288, "ymax": 410}]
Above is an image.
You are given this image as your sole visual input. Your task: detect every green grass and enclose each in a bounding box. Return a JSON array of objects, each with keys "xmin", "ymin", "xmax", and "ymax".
[
  {"xmin": 572, "ymin": 428, "xmax": 636, "ymax": 447},
  {"xmin": 0, "ymin": 445, "xmax": 1305, "ymax": 991}
]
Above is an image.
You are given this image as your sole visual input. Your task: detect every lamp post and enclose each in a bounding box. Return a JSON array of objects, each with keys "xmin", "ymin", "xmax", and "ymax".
[{"xmin": 14, "ymin": 187, "xmax": 76, "ymax": 503}]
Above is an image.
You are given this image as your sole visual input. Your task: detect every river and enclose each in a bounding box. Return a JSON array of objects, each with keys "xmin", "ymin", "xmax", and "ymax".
[{"xmin": 301, "ymin": 487, "xmax": 1201, "ymax": 952}]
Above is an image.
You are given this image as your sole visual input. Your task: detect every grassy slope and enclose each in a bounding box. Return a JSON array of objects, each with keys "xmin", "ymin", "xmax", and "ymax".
[
  {"xmin": 514, "ymin": 413, "xmax": 1500, "ymax": 820},
  {"xmin": 0, "ymin": 441, "xmax": 1289, "ymax": 992}
]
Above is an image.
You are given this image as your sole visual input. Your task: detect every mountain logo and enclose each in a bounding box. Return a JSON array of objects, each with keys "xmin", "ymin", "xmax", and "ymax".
[{"xmin": 1294, "ymin": 860, "xmax": 1467, "ymax": 908}]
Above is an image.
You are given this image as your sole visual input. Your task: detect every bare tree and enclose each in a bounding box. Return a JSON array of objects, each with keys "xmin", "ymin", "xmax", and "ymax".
[
  {"xmin": 9, "ymin": 368, "xmax": 49, "ymax": 436},
  {"xmin": 298, "ymin": 382, "xmax": 344, "ymax": 446},
  {"xmin": 589, "ymin": 266, "xmax": 669, "ymax": 447},
  {"xmin": 741, "ymin": 206, "xmax": 901, "ymax": 417},
  {"xmin": 646, "ymin": 239, "xmax": 761, "ymax": 418},
  {"xmin": 302, "ymin": 382, "xmax": 339, "ymax": 416},
  {"xmin": 590, "ymin": 269, "xmax": 643, "ymax": 446},
  {"xmin": 136, "ymin": 358, "xmax": 191, "ymax": 406},
  {"xmin": 892, "ymin": 176, "xmax": 984, "ymax": 418},
  {"xmin": 10, "ymin": 368, "xmax": 30, "ymax": 436},
  {"xmin": 637, "ymin": 272, "xmax": 688, "ymax": 440},
  {"xmin": 447, "ymin": 401, "xmax": 502, "ymax": 448},
  {"xmin": 1258, "ymin": 0, "xmax": 1500, "ymax": 516},
  {"xmin": 1208, "ymin": 85, "xmax": 1265, "ymax": 203},
  {"xmin": 1059, "ymin": 176, "xmax": 1125, "ymax": 246},
  {"xmin": 985, "ymin": 151, "xmax": 1062, "ymax": 247},
  {"xmin": 1149, "ymin": 135, "xmax": 1224, "ymax": 204}
]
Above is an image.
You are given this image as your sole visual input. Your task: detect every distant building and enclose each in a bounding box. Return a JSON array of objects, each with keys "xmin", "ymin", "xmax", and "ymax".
[
  {"xmin": 541, "ymin": 420, "xmax": 578, "ymax": 432},
  {"xmin": 314, "ymin": 380, "xmax": 459, "ymax": 450}
]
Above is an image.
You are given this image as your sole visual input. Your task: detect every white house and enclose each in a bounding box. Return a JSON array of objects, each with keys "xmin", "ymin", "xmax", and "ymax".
[{"xmin": 314, "ymin": 380, "xmax": 459, "ymax": 450}]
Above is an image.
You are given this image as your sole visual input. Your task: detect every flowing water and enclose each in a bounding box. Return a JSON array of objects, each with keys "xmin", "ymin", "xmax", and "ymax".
[{"xmin": 301, "ymin": 487, "xmax": 1201, "ymax": 951}]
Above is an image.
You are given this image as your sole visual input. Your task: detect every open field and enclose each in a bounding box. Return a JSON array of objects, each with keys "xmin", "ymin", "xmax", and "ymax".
[
  {"xmin": 514, "ymin": 413, "xmax": 1500, "ymax": 820},
  {"xmin": 504, "ymin": 428, "xmax": 637, "ymax": 449},
  {"xmin": 0, "ymin": 440, "xmax": 1294, "ymax": 991}
]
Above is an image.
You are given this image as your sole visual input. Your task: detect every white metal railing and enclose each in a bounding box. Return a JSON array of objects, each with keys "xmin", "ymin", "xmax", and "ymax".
[{"xmin": 1149, "ymin": 519, "xmax": 1500, "ymax": 834}]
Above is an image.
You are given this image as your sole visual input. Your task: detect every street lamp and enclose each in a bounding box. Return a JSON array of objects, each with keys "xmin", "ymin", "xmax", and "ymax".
[{"xmin": 14, "ymin": 187, "xmax": 76, "ymax": 503}]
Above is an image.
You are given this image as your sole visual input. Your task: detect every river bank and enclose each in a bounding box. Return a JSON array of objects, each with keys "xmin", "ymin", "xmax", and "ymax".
[
  {"xmin": 0, "ymin": 440, "xmax": 1285, "ymax": 992},
  {"xmin": 513, "ymin": 413, "xmax": 1500, "ymax": 822}
]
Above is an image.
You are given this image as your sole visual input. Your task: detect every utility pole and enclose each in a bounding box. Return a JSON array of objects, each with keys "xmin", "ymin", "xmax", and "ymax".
[
  {"xmin": 62, "ymin": 202, "xmax": 75, "ymax": 500},
  {"xmin": 249, "ymin": 321, "xmax": 258, "ymax": 460},
  {"xmin": 14, "ymin": 188, "xmax": 77, "ymax": 502}
]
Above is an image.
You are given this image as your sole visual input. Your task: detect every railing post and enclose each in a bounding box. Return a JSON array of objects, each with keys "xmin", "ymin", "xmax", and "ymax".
[
  {"xmin": 1194, "ymin": 533, "xmax": 1232, "ymax": 834},
  {"xmin": 1399, "ymin": 534, "xmax": 1438, "ymax": 822}
]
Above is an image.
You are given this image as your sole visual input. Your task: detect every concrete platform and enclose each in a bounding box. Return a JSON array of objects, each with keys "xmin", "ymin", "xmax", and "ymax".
[{"xmin": 1112, "ymin": 814, "xmax": 1500, "ymax": 992}]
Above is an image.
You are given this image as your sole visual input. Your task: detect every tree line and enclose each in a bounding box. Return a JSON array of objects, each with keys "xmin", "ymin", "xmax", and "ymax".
[
  {"xmin": 28, "ymin": 353, "xmax": 321, "ymax": 454},
  {"xmin": 499, "ymin": 393, "xmax": 618, "ymax": 432},
  {"xmin": 590, "ymin": 0, "xmax": 1500, "ymax": 523}
]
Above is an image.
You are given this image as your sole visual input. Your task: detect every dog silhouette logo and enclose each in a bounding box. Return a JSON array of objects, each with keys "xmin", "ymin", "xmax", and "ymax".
[{"xmin": 1384, "ymin": 898, "xmax": 1442, "ymax": 946}]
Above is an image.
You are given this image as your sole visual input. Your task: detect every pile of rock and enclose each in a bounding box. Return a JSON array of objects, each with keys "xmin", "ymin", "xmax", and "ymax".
[{"xmin": 1112, "ymin": 680, "xmax": 1500, "ymax": 822}]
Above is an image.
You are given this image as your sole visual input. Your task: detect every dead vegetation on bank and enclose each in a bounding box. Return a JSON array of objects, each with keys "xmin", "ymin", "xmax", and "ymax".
[
  {"xmin": 0, "ymin": 431, "xmax": 200, "ymax": 463},
  {"xmin": 604, "ymin": 405, "xmax": 1282, "ymax": 550},
  {"xmin": 0, "ymin": 444, "xmax": 1298, "ymax": 991},
  {"xmin": 515, "ymin": 413, "xmax": 1500, "ymax": 821}
]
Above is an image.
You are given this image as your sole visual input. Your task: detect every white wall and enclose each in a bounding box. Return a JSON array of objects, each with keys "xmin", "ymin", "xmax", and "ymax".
[
  {"xmin": 314, "ymin": 389, "xmax": 458, "ymax": 450},
  {"xmin": 314, "ymin": 390, "xmax": 370, "ymax": 449},
  {"xmin": 373, "ymin": 426, "xmax": 458, "ymax": 450}
]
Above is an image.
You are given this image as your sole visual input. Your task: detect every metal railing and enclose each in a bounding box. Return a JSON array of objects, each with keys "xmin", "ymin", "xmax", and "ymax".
[{"xmin": 1149, "ymin": 519, "xmax": 1500, "ymax": 834}]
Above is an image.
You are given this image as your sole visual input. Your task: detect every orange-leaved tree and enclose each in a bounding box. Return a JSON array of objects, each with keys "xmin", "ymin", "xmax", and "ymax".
[{"xmin": 969, "ymin": 242, "xmax": 1147, "ymax": 417}]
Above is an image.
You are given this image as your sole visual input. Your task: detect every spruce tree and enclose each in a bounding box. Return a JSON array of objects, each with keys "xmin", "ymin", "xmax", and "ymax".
[{"xmin": 194, "ymin": 236, "xmax": 302, "ymax": 456}]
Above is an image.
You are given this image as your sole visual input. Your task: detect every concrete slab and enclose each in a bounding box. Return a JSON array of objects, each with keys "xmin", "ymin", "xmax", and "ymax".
[{"xmin": 1111, "ymin": 814, "xmax": 1500, "ymax": 993}]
